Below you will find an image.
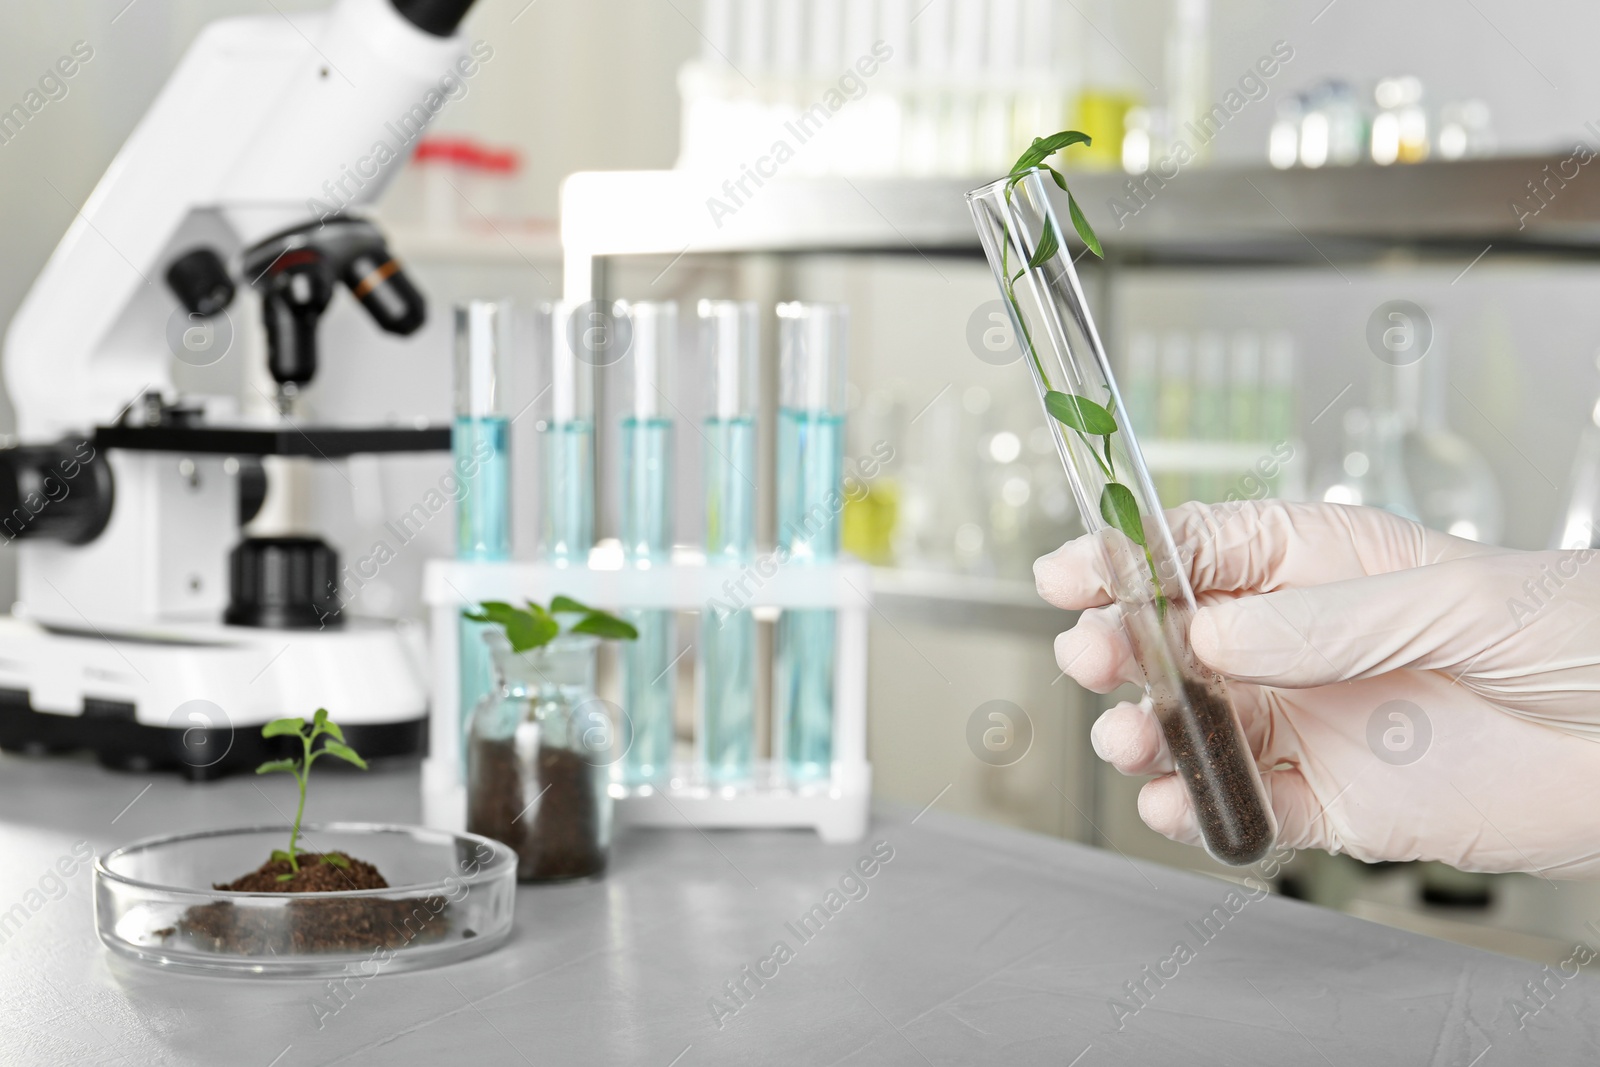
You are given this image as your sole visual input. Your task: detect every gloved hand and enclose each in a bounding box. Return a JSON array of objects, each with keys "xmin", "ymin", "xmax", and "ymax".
[{"xmin": 1035, "ymin": 499, "xmax": 1600, "ymax": 877}]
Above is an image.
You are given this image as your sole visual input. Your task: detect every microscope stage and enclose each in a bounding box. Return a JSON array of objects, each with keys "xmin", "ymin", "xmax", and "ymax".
[{"xmin": 93, "ymin": 423, "xmax": 451, "ymax": 457}]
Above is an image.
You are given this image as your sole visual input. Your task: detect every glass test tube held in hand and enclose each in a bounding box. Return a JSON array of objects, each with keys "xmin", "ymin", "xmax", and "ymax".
[
  {"xmin": 774, "ymin": 303, "xmax": 847, "ymax": 783},
  {"xmin": 542, "ymin": 302, "xmax": 595, "ymax": 565},
  {"xmin": 967, "ymin": 170, "xmax": 1277, "ymax": 866},
  {"xmin": 698, "ymin": 300, "xmax": 759, "ymax": 784},
  {"xmin": 619, "ymin": 301, "xmax": 677, "ymax": 785},
  {"xmin": 454, "ymin": 301, "xmax": 513, "ymax": 771}
]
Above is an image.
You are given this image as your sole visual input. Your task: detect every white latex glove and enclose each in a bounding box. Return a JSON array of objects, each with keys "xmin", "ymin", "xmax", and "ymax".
[{"xmin": 1036, "ymin": 500, "xmax": 1600, "ymax": 877}]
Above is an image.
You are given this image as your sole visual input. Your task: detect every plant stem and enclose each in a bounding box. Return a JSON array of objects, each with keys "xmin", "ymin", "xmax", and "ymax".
[
  {"xmin": 287, "ymin": 733, "xmax": 311, "ymax": 872},
  {"xmin": 1003, "ymin": 176, "xmax": 1169, "ymax": 619}
]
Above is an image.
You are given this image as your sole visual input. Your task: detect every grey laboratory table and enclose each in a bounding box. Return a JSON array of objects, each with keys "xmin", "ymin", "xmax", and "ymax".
[{"xmin": 1, "ymin": 756, "xmax": 1595, "ymax": 1066}]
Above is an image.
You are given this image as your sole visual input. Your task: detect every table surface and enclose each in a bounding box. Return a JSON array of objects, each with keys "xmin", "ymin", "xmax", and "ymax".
[{"xmin": 2, "ymin": 755, "xmax": 1594, "ymax": 1066}]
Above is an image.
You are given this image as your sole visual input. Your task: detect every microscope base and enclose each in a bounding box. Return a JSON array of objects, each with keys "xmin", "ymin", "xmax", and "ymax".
[{"xmin": 0, "ymin": 616, "xmax": 429, "ymax": 780}]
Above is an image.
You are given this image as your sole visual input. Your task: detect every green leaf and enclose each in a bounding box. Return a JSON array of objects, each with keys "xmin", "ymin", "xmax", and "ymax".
[
  {"xmin": 473, "ymin": 600, "xmax": 559, "ymax": 653},
  {"xmin": 1027, "ymin": 223, "xmax": 1060, "ymax": 270},
  {"xmin": 255, "ymin": 759, "xmax": 297, "ymax": 775},
  {"xmin": 1011, "ymin": 130, "xmax": 1093, "ymax": 174},
  {"xmin": 322, "ymin": 853, "xmax": 351, "ymax": 869},
  {"xmin": 548, "ymin": 595, "xmax": 591, "ymax": 615},
  {"xmin": 261, "ymin": 717, "xmax": 306, "ymax": 739},
  {"xmin": 1044, "ymin": 392, "xmax": 1118, "ymax": 435},
  {"xmin": 317, "ymin": 717, "xmax": 345, "ymax": 743},
  {"xmin": 462, "ymin": 609, "xmax": 491, "ymax": 623},
  {"xmin": 270, "ymin": 849, "xmax": 294, "ymax": 863},
  {"xmin": 320, "ymin": 740, "xmax": 369, "ymax": 770},
  {"xmin": 276, "ymin": 873, "xmax": 295, "ymax": 883},
  {"xmin": 569, "ymin": 611, "xmax": 640, "ymax": 641},
  {"xmin": 1067, "ymin": 193, "xmax": 1104, "ymax": 259},
  {"xmin": 1100, "ymin": 482, "xmax": 1148, "ymax": 549},
  {"xmin": 1043, "ymin": 163, "xmax": 1071, "ymax": 192}
]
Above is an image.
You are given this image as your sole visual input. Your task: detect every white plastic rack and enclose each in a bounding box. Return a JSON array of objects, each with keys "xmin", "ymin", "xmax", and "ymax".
[{"xmin": 421, "ymin": 556, "xmax": 872, "ymax": 843}]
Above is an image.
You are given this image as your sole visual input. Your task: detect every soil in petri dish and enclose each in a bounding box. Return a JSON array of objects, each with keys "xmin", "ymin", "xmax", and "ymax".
[
  {"xmin": 1158, "ymin": 679, "xmax": 1274, "ymax": 866},
  {"xmin": 174, "ymin": 852, "xmax": 449, "ymax": 955}
]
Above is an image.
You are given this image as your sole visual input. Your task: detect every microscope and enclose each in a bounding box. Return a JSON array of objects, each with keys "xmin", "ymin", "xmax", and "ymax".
[{"xmin": 0, "ymin": 0, "xmax": 479, "ymax": 778}]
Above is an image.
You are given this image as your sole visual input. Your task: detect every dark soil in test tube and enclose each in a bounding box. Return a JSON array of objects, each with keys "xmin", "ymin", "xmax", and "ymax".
[
  {"xmin": 175, "ymin": 853, "xmax": 451, "ymax": 954},
  {"xmin": 470, "ymin": 737, "xmax": 607, "ymax": 882},
  {"xmin": 1158, "ymin": 679, "xmax": 1274, "ymax": 866}
]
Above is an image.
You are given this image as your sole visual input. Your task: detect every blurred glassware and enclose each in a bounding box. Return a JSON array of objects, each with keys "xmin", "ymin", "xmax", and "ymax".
[
  {"xmin": 1122, "ymin": 106, "xmax": 1156, "ymax": 174},
  {"xmin": 1298, "ymin": 83, "xmax": 1330, "ymax": 168},
  {"xmin": 1268, "ymin": 93, "xmax": 1303, "ymax": 170},
  {"xmin": 1317, "ymin": 406, "xmax": 1419, "ymax": 518},
  {"xmin": 678, "ymin": 0, "xmax": 1082, "ymax": 179},
  {"xmin": 1164, "ymin": 0, "xmax": 1210, "ymax": 164},
  {"xmin": 1228, "ymin": 330, "xmax": 1263, "ymax": 441},
  {"xmin": 842, "ymin": 387, "xmax": 905, "ymax": 564},
  {"xmin": 1436, "ymin": 99, "xmax": 1494, "ymax": 161},
  {"xmin": 1193, "ymin": 331, "xmax": 1228, "ymax": 500},
  {"xmin": 1156, "ymin": 331, "xmax": 1193, "ymax": 501},
  {"xmin": 1372, "ymin": 345, "xmax": 1502, "ymax": 543},
  {"xmin": 1555, "ymin": 370, "xmax": 1600, "ymax": 550},
  {"xmin": 1322, "ymin": 80, "xmax": 1367, "ymax": 166},
  {"xmin": 1372, "ymin": 75, "xmax": 1428, "ymax": 165},
  {"xmin": 1122, "ymin": 331, "xmax": 1159, "ymax": 436}
]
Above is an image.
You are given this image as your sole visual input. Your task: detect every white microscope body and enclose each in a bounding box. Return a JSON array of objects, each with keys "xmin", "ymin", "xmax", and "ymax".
[{"xmin": 0, "ymin": 0, "xmax": 478, "ymax": 777}]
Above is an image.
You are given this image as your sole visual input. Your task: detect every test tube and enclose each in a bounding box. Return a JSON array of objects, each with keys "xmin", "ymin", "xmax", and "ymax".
[
  {"xmin": 454, "ymin": 300, "xmax": 512, "ymax": 771},
  {"xmin": 619, "ymin": 301, "xmax": 677, "ymax": 785},
  {"xmin": 774, "ymin": 302, "xmax": 847, "ymax": 783},
  {"xmin": 542, "ymin": 302, "xmax": 595, "ymax": 565},
  {"xmin": 969, "ymin": 170, "xmax": 1277, "ymax": 866},
  {"xmin": 698, "ymin": 300, "xmax": 759, "ymax": 784}
]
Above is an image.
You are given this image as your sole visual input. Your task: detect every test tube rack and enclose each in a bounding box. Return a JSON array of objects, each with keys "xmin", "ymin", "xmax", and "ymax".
[{"xmin": 421, "ymin": 556, "xmax": 872, "ymax": 843}]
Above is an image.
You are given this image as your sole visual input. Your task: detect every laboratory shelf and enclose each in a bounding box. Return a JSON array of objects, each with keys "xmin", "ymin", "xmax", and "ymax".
[{"xmin": 560, "ymin": 153, "xmax": 1600, "ymax": 298}]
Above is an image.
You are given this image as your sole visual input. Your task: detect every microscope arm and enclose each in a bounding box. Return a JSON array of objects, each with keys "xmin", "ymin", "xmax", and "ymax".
[{"xmin": 2, "ymin": 0, "xmax": 474, "ymax": 444}]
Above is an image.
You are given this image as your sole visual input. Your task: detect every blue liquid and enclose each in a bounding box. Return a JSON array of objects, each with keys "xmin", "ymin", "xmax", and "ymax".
[
  {"xmin": 701, "ymin": 415, "xmax": 757, "ymax": 783},
  {"xmin": 454, "ymin": 415, "xmax": 511, "ymax": 560},
  {"xmin": 454, "ymin": 415, "xmax": 511, "ymax": 773},
  {"xmin": 700, "ymin": 607, "xmax": 755, "ymax": 782},
  {"xmin": 621, "ymin": 416, "xmax": 675, "ymax": 785},
  {"xmin": 775, "ymin": 409, "xmax": 844, "ymax": 782},
  {"xmin": 542, "ymin": 419, "xmax": 594, "ymax": 565}
]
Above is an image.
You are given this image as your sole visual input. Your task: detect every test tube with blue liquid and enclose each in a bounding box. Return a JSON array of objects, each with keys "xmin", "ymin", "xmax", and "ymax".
[
  {"xmin": 619, "ymin": 301, "xmax": 677, "ymax": 785},
  {"xmin": 698, "ymin": 300, "xmax": 758, "ymax": 784},
  {"xmin": 542, "ymin": 302, "xmax": 595, "ymax": 565},
  {"xmin": 774, "ymin": 302, "xmax": 847, "ymax": 783},
  {"xmin": 454, "ymin": 300, "xmax": 512, "ymax": 771}
]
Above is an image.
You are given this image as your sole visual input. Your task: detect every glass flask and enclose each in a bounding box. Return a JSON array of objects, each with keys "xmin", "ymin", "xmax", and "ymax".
[
  {"xmin": 967, "ymin": 168, "xmax": 1277, "ymax": 866},
  {"xmin": 467, "ymin": 631, "xmax": 613, "ymax": 882}
]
